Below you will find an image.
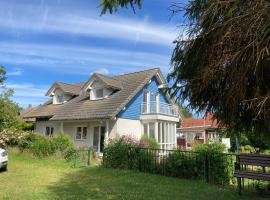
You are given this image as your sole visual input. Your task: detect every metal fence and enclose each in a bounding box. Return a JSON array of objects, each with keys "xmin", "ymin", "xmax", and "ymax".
[
  {"xmin": 103, "ymin": 147, "xmax": 270, "ymax": 194},
  {"xmin": 104, "ymin": 147, "xmax": 236, "ymax": 185}
]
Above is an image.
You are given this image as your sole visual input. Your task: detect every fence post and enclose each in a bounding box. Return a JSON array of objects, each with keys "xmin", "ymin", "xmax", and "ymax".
[
  {"xmin": 74, "ymin": 150, "xmax": 78, "ymax": 168},
  {"xmin": 87, "ymin": 147, "xmax": 91, "ymax": 166}
]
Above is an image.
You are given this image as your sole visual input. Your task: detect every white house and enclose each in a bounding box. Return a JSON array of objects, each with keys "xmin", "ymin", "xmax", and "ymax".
[{"xmin": 24, "ymin": 68, "xmax": 183, "ymax": 153}]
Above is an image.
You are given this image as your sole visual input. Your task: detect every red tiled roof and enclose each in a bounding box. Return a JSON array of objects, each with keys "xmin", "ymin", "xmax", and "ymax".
[{"xmin": 178, "ymin": 113, "xmax": 219, "ymax": 131}]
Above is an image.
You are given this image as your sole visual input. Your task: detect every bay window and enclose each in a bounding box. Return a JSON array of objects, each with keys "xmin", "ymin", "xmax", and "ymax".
[{"xmin": 142, "ymin": 122, "xmax": 176, "ymax": 150}]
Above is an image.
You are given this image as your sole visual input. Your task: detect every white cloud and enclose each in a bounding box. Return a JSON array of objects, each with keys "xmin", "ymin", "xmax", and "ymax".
[
  {"xmin": 6, "ymin": 68, "xmax": 22, "ymax": 76},
  {"xmin": 91, "ymin": 68, "xmax": 109, "ymax": 75},
  {"xmin": 0, "ymin": 1, "xmax": 177, "ymax": 46},
  {"xmin": 0, "ymin": 42, "xmax": 171, "ymax": 74}
]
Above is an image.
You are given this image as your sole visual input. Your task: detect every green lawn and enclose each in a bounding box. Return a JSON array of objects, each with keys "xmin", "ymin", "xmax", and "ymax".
[{"xmin": 0, "ymin": 151, "xmax": 264, "ymax": 200}]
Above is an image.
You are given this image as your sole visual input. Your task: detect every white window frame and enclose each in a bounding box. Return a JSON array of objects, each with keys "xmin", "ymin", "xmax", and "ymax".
[
  {"xmin": 155, "ymin": 93, "xmax": 159, "ymax": 113},
  {"xmin": 143, "ymin": 90, "xmax": 150, "ymax": 113},
  {"xmin": 157, "ymin": 122, "xmax": 176, "ymax": 150},
  {"xmin": 142, "ymin": 122, "xmax": 156, "ymax": 139},
  {"xmin": 75, "ymin": 126, "xmax": 88, "ymax": 141}
]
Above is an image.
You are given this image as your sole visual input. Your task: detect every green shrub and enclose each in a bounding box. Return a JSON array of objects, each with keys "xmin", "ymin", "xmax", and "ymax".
[
  {"xmin": 163, "ymin": 150, "xmax": 204, "ymax": 179},
  {"xmin": 140, "ymin": 135, "xmax": 159, "ymax": 149},
  {"xmin": 17, "ymin": 132, "xmax": 76, "ymax": 160},
  {"xmin": 128, "ymin": 147, "xmax": 156, "ymax": 171},
  {"xmin": 194, "ymin": 142, "xmax": 233, "ymax": 185},
  {"xmin": 52, "ymin": 134, "xmax": 76, "ymax": 161},
  {"xmin": 103, "ymin": 137, "xmax": 130, "ymax": 169},
  {"xmin": 0, "ymin": 129, "xmax": 31, "ymax": 147},
  {"xmin": 52, "ymin": 134, "xmax": 74, "ymax": 152},
  {"xmin": 103, "ymin": 136, "xmax": 146, "ymax": 169},
  {"xmin": 63, "ymin": 146, "xmax": 77, "ymax": 161},
  {"xmin": 11, "ymin": 121, "xmax": 34, "ymax": 131},
  {"xmin": 1, "ymin": 129, "xmax": 76, "ymax": 161},
  {"xmin": 240, "ymin": 145, "xmax": 256, "ymax": 153},
  {"xmin": 18, "ymin": 132, "xmax": 41, "ymax": 150},
  {"xmin": 30, "ymin": 136, "xmax": 56, "ymax": 157}
]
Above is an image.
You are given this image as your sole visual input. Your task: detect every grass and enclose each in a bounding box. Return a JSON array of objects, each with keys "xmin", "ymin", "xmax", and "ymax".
[{"xmin": 0, "ymin": 149, "xmax": 265, "ymax": 200}]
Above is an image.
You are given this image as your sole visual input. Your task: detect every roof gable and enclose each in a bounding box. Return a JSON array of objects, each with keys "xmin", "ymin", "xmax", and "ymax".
[
  {"xmin": 46, "ymin": 82, "xmax": 84, "ymax": 96},
  {"xmin": 82, "ymin": 73, "xmax": 123, "ymax": 91}
]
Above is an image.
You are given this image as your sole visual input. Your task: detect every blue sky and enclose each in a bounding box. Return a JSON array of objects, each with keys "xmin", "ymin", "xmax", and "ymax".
[{"xmin": 1, "ymin": 0, "xmax": 187, "ymax": 108}]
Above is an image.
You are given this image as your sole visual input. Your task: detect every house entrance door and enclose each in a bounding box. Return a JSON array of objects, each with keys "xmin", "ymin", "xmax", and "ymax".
[{"xmin": 93, "ymin": 126, "xmax": 106, "ymax": 153}]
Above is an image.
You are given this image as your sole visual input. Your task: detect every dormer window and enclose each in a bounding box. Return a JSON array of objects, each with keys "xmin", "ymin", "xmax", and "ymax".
[
  {"xmin": 95, "ymin": 88, "xmax": 104, "ymax": 99},
  {"xmin": 57, "ymin": 93, "xmax": 64, "ymax": 103},
  {"xmin": 53, "ymin": 89, "xmax": 65, "ymax": 104},
  {"xmin": 83, "ymin": 73, "xmax": 123, "ymax": 101}
]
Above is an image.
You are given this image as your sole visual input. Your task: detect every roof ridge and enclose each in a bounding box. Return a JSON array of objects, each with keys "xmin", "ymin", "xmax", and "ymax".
[
  {"xmin": 111, "ymin": 67, "xmax": 160, "ymax": 78},
  {"xmin": 56, "ymin": 81, "xmax": 85, "ymax": 87}
]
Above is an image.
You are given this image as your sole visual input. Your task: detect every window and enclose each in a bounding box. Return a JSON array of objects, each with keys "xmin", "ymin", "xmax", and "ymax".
[
  {"xmin": 76, "ymin": 126, "xmax": 87, "ymax": 140},
  {"xmin": 143, "ymin": 123, "xmax": 155, "ymax": 139},
  {"xmin": 149, "ymin": 123, "xmax": 155, "ymax": 138},
  {"xmin": 143, "ymin": 124, "xmax": 148, "ymax": 136},
  {"xmin": 194, "ymin": 132, "xmax": 203, "ymax": 140},
  {"xmin": 143, "ymin": 90, "xmax": 150, "ymax": 113},
  {"xmin": 45, "ymin": 127, "xmax": 54, "ymax": 137},
  {"xmin": 58, "ymin": 94, "xmax": 64, "ymax": 103},
  {"xmin": 155, "ymin": 93, "xmax": 159, "ymax": 113},
  {"xmin": 156, "ymin": 122, "xmax": 176, "ymax": 150},
  {"xmin": 143, "ymin": 90, "xmax": 149, "ymax": 103},
  {"xmin": 95, "ymin": 88, "xmax": 103, "ymax": 99},
  {"xmin": 158, "ymin": 122, "xmax": 161, "ymax": 143}
]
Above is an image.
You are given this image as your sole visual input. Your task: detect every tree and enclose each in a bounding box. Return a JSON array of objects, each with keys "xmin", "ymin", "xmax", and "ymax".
[
  {"xmin": 0, "ymin": 67, "xmax": 20, "ymax": 131},
  {"xmin": 99, "ymin": 0, "xmax": 142, "ymax": 15},
  {"xmin": 100, "ymin": 0, "xmax": 270, "ymax": 136},
  {"xmin": 0, "ymin": 66, "xmax": 6, "ymax": 85}
]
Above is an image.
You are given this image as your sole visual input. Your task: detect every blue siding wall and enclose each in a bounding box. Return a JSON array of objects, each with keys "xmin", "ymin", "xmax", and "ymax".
[{"xmin": 117, "ymin": 77, "xmax": 170, "ymax": 120}]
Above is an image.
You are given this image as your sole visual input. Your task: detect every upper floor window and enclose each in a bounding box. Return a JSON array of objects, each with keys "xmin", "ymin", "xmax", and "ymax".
[
  {"xmin": 95, "ymin": 88, "xmax": 104, "ymax": 99},
  {"xmin": 57, "ymin": 93, "xmax": 64, "ymax": 104},
  {"xmin": 53, "ymin": 89, "xmax": 66, "ymax": 104}
]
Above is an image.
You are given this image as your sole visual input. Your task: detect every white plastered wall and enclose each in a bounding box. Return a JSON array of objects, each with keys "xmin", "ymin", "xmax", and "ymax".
[
  {"xmin": 35, "ymin": 121, "xmax": 61, "ymax": 136},
  {"xmin": 35, "ymin": 119, "xmax": 117, "ymax": 148},
  {"xmin": 111, "ymin": 118, "xmax": 142, "ymax": 140}
]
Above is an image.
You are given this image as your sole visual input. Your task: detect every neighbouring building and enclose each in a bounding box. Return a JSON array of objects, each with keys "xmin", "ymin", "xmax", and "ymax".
[
  {"xmin": 23, "ymin": 68, "xmax": 183, "ymax": 153},
  {"xmin": 177, "ymin": 113, "xmax": 226, "ymax": 149}
]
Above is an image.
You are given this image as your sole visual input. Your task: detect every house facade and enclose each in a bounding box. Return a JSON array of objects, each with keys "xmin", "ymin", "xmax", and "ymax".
[
  {"xmin": 24, "ymin": 68, "xmax": 182, "ymax": 153},
  {"xmin": 177, "ymin": 114, "xmax": 223, "ymax": 149}
]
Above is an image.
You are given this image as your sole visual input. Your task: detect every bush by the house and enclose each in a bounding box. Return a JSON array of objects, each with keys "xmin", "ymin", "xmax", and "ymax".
[
  {"xmin": 140, "ymin": 135, "xmax": 159, "ymax": 149},
  {"xmin": 31, "ymin": 136, "xmax": 56, "ymax": 157},
  {"xmin": 240, "ymin": 145, "xmax": 256, "ymax": 153},
  {"xmin": 163, "ymin": 150, "xmax": 204, "ymax": 179},
  {"xmin": 0, "ymin": 129, "xmax": 31, "ymax": 147},
  {"xmin": 0, "ymin": 129, "xmax": 76, "ymax": 161},
  {"xmin": 29, "ymin": 134, "xmax": 76, "ymax": 160},
  {"xmin": 12, "ymin": 121, "xmax": 34, "ymax": 131},
  {"xmin": 103, "ymin": 136, "xmax": 147, "ymax": 169},
  {"xmin": 193, "ymin": 142, "xmax": 234, "ymax": 185},
  {"xmin": 103, "ymin": 137, "xmax": 234, "ymax": 185}
]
